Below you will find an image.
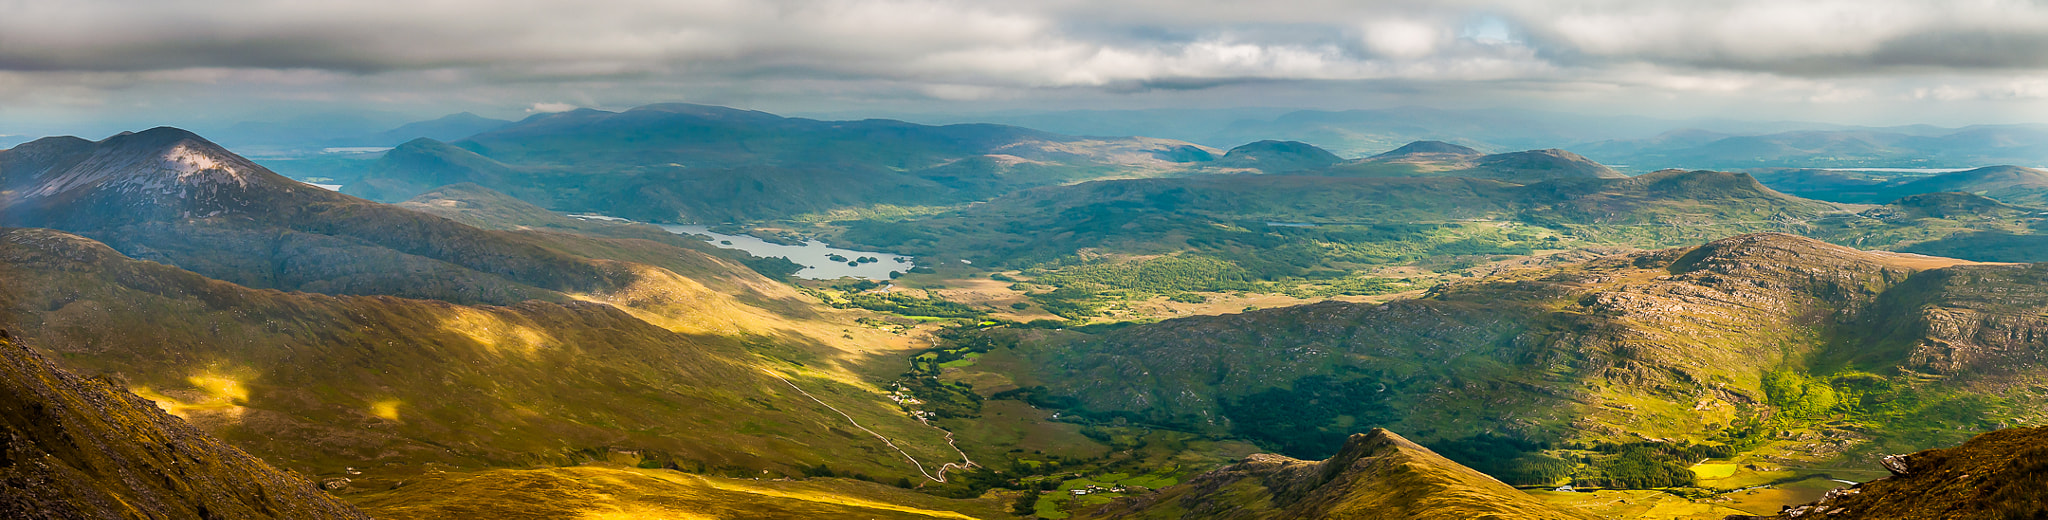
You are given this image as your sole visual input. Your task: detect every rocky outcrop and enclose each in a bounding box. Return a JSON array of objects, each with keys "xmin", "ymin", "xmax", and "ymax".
[
  {"xmin": 1756, "ymin": 426, "xmax": 2048, "ymax": 519},
  {"xmin": 0, "ymin": 330, "xmax": 370, "ymax": 519}
]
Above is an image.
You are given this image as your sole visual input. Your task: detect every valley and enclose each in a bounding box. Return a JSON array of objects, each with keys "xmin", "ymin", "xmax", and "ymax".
[{"xmin": 3, "ymin": 108, "xmax": 2046, "ymax": 519}]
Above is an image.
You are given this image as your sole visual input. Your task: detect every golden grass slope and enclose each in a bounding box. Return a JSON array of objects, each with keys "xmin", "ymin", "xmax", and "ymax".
[
  {"xmin": 0, "ymin": 227, "xmax": 963, "ymax": 483},
  {"xmin": 350, "ymin": 465, "xmax": 1010, "ymax": 520}
]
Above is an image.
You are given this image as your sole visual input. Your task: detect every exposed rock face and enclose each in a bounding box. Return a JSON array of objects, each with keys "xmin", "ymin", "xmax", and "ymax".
[
  {"xmin": 1758, "ymin": 426, "xmax": 2048, "ymax": 519},
  {"xmin": 0, "ymin": 330, "xmax": 370, "ymax": 519},
  {"xmin": 1079, "ymin": 429, "xmax": 1597, "ymax": 520}
]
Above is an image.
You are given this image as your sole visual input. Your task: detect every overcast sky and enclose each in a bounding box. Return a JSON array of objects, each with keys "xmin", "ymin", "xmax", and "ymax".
[{"xmin": 10, "ymin": 0, "xmax": 2048, "ymax": 137}]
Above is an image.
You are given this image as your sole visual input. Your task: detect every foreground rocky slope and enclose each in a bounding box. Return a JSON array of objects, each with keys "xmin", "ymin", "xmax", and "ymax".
[
  {"xmin": 1079, "ymin": 429, "xmax": 1596, "ymax": 520},
  {"xmin": 1758, "ymin": 426, "xmax": 2047, "ymax": 519},
  {"xmin": 0, "ymin": 331, "xmax": 368, "ymax": 519}
]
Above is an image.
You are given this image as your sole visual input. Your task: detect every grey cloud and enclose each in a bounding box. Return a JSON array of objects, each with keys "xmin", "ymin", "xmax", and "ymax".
[{"xmin": 8, "ymin": 0, "xmax": 2048, "ymax": 130}]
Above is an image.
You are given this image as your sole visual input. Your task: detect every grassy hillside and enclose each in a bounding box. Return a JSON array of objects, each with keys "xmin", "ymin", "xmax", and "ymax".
[
  {"xmin": 0, "ymin": 227, "xmax": 974, "ymax": 484},
  {"xmin": 350, "ymin": 465, "xmax": 1010, "ymax": 520},
  {"xmin": 930, "ymin": 235, "xmax": 2041, "ymax": 507},
  {"xmin": 0, "ymin": 330, "xmax": 369, "ymax": 519}
]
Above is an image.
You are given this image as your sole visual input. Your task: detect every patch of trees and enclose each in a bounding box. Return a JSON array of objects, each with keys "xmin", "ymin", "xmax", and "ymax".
[
  {"xmin": 1426, "ymin": 434, "xmax": 1575, "ymax": 486},
  {"xmin": 1219, "ymin": 374, "xmax": 1404, "ymax": 459},
  {"xmin": 838, "ymin": 292, "xmax": 985, "ymax": 318},
  {"xmin": 1574, "ymin": 441, "xmax": 1731, "ymax": 489}
]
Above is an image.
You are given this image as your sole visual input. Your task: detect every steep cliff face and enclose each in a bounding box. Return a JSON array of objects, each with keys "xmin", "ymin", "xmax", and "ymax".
[
  {"xmin": 1758, "ymin": 426, "xmax": 2048, "ymax": 519},
  {"xmin": 1078, "ymin": 429, "xmax": 1597, "ymax": 520},
  {"xmin": 0, "ymin": 331, "xmax": 369, "ymax": 519}
]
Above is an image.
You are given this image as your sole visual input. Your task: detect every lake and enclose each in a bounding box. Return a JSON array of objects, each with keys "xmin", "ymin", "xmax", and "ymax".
[{"xmin": 657, "ymin": 224, "xmax": 915, "ymax": 280}]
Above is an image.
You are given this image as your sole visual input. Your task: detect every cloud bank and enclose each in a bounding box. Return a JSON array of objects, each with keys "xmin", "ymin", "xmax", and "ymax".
[{"xmin": 7, "ymin": 0, "xmax": 2048, "ymax": 126}]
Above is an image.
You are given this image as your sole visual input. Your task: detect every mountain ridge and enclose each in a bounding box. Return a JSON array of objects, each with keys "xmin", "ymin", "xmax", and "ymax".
[{"xmin": 1078, "ymin": 428, "xmax": 1598, "ymax": 520}]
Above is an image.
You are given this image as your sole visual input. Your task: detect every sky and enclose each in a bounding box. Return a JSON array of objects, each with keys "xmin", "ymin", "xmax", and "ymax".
[{"xmin": 10, "ymin": 0, "xmax": 2048, "ymax": 138}]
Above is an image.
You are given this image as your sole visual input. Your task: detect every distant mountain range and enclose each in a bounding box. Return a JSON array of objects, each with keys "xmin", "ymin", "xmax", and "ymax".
[
  {"xmin": 878, "ymin": 106, "xmax": 2048, "ymax": 172},
  {"xmin": 1577, "ymin": 125, "xmax": 2048, "ymax": 171},
  {"xmin": 1756, "ymin": 165, "xmax": 2048, "ymax": 207},
  {"xmin": 331, "ymin": 103, "xmax": 1220, "ymax": 222}
]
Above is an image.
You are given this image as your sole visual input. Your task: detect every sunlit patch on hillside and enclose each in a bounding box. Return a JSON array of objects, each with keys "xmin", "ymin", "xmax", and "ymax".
[
  {"xmin": 576, "ymin": 505, "xmax": 717, "ymax": 520},
  {"xmin": 580, "ymin": 265, "xmax": 753, "ymax": 336},
  {"xmin": 440, "ymin": 309, "xmax": 553, "ymax": 356},
  {"xmin": 371, "ymin": 399, "xmax": 403, "ymax": 421},
  {"xmin": 130, "ymin": 384, "xmax": 248, "ymax": 424},
  {"xmin": 188, "ymin": 373, "xmax": 250, "ymax": 403}
]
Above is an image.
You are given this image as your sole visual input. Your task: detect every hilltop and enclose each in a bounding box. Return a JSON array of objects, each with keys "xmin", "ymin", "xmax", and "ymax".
[
  {"xmin": 1329, "ymin": 141, "xmax": 1625, "ymax": 183},
  {"xmin": 0, "ymin": 330, "xmax": 369, "ymax": 519},
  {"xmin": 1209, "ymin": 140, "xmax": 1344, "ymax": 173},
  {"xmin": 1078, "ymin": 429, "xmax": 1597, "ymax": 520}
]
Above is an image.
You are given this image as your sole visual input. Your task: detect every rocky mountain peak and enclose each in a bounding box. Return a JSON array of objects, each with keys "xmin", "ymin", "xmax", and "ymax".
[{"xmin": 13, "ymin": 127, "xmax": 278, "ymax": 201}]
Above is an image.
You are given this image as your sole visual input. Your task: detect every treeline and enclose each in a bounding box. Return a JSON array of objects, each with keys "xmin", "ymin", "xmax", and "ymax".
[
  {"xmin": 837, "ymin": 291, "xmax": 986, "ymax": 319},
  {"xmin": 1426, "ymin": 434, "xmax": 1575, "ymax": 486},
  {"xmin": 1028, "ymin": 254, "xmax": 1257, "ymax": 294},
  {"xmin": 1572, "ymin": 441, "xmax": 1733, "ymax": 489}
]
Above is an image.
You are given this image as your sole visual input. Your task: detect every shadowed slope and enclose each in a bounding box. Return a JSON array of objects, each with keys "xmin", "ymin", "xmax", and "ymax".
[{"xmin": 0, "ymin": 331, "xmax": 369, "ymax": 520}]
